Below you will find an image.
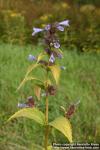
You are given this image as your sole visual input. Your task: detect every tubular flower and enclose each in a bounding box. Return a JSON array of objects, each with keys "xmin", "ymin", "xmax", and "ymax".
[
  {"xmin": 28, "ymin": 54, "xmax": 36, "ymax": 61},
  {"xmin": 32, "ymin": 27, "xmax": 44, "ymax": 36},
  {"xmin": 54, "ymin": 41, "xmax": 60, "ymax": 49},
  {"xmin": 49, "ymin": 54, "xmax": 55, "ymax": 63},
  {"xmin": 58, "ymin": 20, "xmax": 69, "ymax": 27},
  {"xmin": 57, "ymin": 25, "xmax": 64, "ymax": 31},
  {"xmin": 18, "ymin": 96, "xmax": 35, "ymax": 108}
]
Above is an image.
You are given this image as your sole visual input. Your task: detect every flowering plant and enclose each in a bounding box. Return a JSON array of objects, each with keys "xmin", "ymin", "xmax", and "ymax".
[{"xmin": 8, "ymin": 20, "xmax": 73, "ymax": 150}]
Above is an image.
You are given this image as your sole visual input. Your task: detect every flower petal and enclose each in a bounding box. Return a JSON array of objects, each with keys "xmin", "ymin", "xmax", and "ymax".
[
  {"xmin": 58, "ymin": 53, "xmax": 63, "ymax": 59},
  {"xmin": 32, "ymin": 27, "xmax": 44, "ymax": 36},
  {"xmin": 18, "ymin": 103, "xmax": 28, "ymax": 108},
  {"xmin": 59, "ymin": 20, "xmax": 69, "ymax": 27},
  {"xmin": 49, "ymin": 54, "xmax": 55, "ymax": 63},
  {"xmin": 57, "ymin": 25, "xmax": 64, "ymax": 31},
  {"xmin": 54, "ymin": 42, "xmax": 60, "ymax": 49},
  {"xmin": 45, "ymin": 24, "xmax": 51, "ymax": 31},
  {"xmin": 28, "ymin": 54, "xmax": 36, "ymax": 61}
]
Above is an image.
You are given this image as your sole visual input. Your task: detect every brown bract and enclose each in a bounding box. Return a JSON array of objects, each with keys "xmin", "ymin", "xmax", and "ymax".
[{"xmin": 47, "ymin": 85, "xmax": 57, "ymax": 96}]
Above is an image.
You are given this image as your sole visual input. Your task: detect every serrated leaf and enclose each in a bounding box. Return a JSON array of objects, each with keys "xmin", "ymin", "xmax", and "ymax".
[
  {"xmin": 34, "ymin": 85, "xmax": 41, "ymax": 100},
  {"xmin": 49, "ymin": 65, "xmax": 60, "ymax": 84},
  {"xmin": 8, "ymin": 108, "xmax": 45, "ymax": 125},
  {"xmin": 49, "ymin": 116, "xmax": 72, "ymax": 143}
]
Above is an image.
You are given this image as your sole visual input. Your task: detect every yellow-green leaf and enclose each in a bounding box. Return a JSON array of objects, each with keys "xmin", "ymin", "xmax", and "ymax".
[
  {"xmin": 49, "ymin": 116, "xmax": 72, "ymax": 143},
  {"xmin": 49, "ymin": 65, "xmax": 60, "ymax": 84},
  {"xmin": 44, "ymin": 79, "xmax": 51, "ymax": 87},
  {"xmin": 34, "ymin": 85, "xmax": 41, "ymax": 100},
  {"xmin": 37, "ymin": 53, "xmax": 46, "ymax": 62},
  {"xmin": 8, "ymin": 108, "xmax": 45, "ymax": 125}
]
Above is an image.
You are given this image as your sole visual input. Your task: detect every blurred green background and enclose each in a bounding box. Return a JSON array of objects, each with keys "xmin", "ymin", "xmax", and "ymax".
[
  {"xmin": 0, "ymin": 0, "xmax": 100, "ymax": 150},
  {"xmin": 0, "ymin": 0, "xmax": 100, "ymax": 52}
]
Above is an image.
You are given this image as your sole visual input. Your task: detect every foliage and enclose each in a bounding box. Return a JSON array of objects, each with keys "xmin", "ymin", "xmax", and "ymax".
[
  {"xmin": 0, "ymin": 44, "xmax": 100, "ymax": 149},
  {"xmin": 8, "ymin": 108, "xmax": 45, "ymax": 125},
  {"xmin": 0, "ymin": 1, "xmax": 100, "ymax": 52},
  {"xmin": 0, "ymin": 10, "xmax": 27, "ymax": 44},
  {"xmin": 49, "ymin": 116, "xmax": 72, "ymax": 143},
  {"xmin": 7, "ymin": 20, "xmax": 73, "ymax": 150}
]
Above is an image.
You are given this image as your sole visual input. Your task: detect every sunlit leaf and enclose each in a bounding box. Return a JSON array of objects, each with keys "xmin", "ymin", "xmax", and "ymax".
[
  {"xmin": 49, "ymin": 116, "xmax": 72, "ymax": 143},
  {"xmin": 44, "ymin": 79, "xmax": 51, "ymax": 87},
  {"xmin": 8, "ymin": 108, "xmax": 45, "ymax": 125},
  {"xmin": 37, "ymin": 53, "xmax": 46, "ymax": 62},
  {"xmin": 34, "ymin": 85, "xmax": 41, "ymax": 100},
  {"xmin": 49, "ymin": 65, "xmax": 60, "ymax": 84}
]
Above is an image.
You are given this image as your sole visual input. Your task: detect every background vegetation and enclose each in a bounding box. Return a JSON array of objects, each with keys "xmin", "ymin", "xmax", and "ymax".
[
  {"xmin": 0, "ymin": 0, "xmax": 100, "ymax": 149},
  {"xmin": 0, "ymin": 44, "xmax": 100, "ymax": 149},
  {"xmin": 0, "ymin": 0, "xmax": 100, "ymax": 52}
]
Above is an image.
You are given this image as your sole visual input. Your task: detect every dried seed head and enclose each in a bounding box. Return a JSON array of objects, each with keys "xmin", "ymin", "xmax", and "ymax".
[
  {"xmin": 47, "ymin": 85, "xmax": 56, "ymax": 95},
  {"xmin": 65, "ymin": 104, "xmax": 76, "ymax": 119}
]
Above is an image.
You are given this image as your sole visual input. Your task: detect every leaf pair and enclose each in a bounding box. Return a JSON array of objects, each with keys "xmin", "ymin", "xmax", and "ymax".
[{"xmin": 8, "ymin": 108, "xmax": 72, "ymax": 143}]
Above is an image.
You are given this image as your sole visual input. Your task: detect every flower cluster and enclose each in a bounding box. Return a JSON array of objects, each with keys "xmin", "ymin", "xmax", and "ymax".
[
  {"xmin": 18, "ymin": 20, "xmax": 69, "ymax": 108},
  {"xmin": 29, "ymin": 20, "xmax": 69, "ymax": 64},
  {"xmin": 18, "ymin": 96, "xmax": 35, "ymax": 108}
]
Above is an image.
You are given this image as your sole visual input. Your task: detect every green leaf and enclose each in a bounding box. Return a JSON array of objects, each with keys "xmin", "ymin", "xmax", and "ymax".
[
  {"xmin": 8, "ymin": 108, "xmax": 45, "ymax": 125},
  {"xmin": 17, "ymin": 76, "xmax": 43, "ymax": 91},
  {"xmin": 49, "ymin": 65, "xmax": 60, "ymax": 84},
  {"xmin": 49, "ymin": 116, "xmax": 72, "ymax": 143}
]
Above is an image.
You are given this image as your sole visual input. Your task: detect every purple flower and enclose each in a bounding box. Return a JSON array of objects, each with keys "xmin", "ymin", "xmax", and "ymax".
[
  {"xmin": 59, "ymin": 20, "xmax": 69, "ymax": 27},
  {"xmin": 58, "ymin": 53, "xmax": 63, "ymax": 59},
  {"xmin": 18, "ymin": 96, "xmax": 35, "ymax": 108},
  {"xmin": 60, "ymin": 66, "xmax": 66, "ymax": 70},
  {"xmin": 54, "ymin": 42, "xmax": 60, "ymax": 49},
  {"xmin": 32, "ymin": 27, "xmax": 44, "ymax": 36},
  {"xmin": 26, "ymin": 96, "xmax": 34, "ymax": 107},
  {"xmin": 45, "ymin": 24, "xmax": 51, "ymax": 31},
  {"xmin": 57, "ymin": 25, "xmax": 64, "ymax": 31},
  {"xmin": 49, "ymin": 54, "xmax": 55, "ymax": 63},
  {"xmin": 28, "ymin": 54, "xmax": 36, "ymax": 61},
  {"xmin": 45, "ymin": 48, "xmax": 52, "ymax": 55},
  {"xmin": 18, "ymin": 103, "xmax": 28, "ymax": 108}
]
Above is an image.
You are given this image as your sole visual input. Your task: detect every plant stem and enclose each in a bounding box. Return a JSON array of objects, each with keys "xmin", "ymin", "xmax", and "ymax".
[
  {"xmin": 44, "ymin": 70, "xmax": 49, "ymax": 150},
  {"xmin": 45, "ymin": 96, "xmax": 48, "ymax": 124},
  {"xmin": 44, "ymin": 125, "xmax": 49, "ymax": 150}
]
